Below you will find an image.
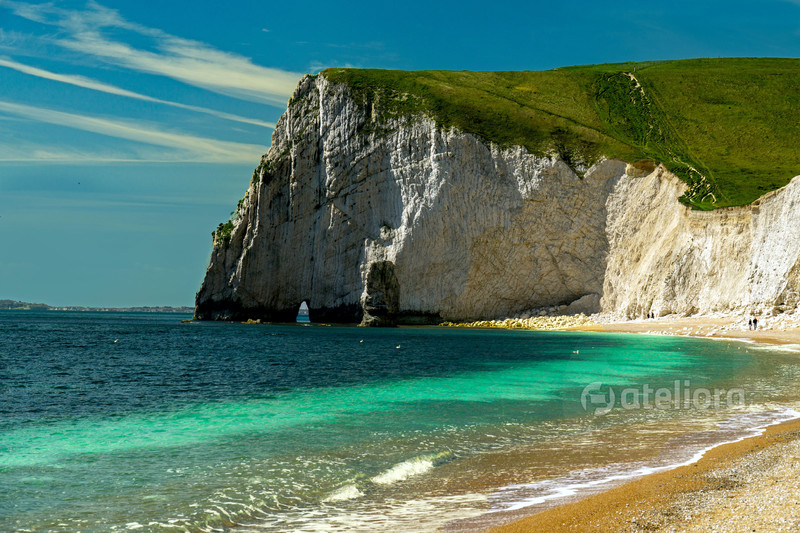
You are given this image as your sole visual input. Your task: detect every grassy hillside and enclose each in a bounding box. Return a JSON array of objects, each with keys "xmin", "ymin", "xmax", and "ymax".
[{"xmin": 323, "ymin": 58, "xmax": 800, "ymax": 209}]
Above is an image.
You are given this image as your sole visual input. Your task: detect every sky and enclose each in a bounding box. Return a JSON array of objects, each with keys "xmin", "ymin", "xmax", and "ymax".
[{"xmin": 1, "ymin": 0, "xmax": 800, "ymax": 307}]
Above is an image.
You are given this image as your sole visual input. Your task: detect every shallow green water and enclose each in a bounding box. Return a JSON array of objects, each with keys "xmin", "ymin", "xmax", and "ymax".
[{"xmin": 2, "ymin": 311, "xmax": 799, "ymax": 532}]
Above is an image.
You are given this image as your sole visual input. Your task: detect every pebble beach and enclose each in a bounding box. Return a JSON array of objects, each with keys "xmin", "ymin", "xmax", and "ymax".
[
  {"xmin": 458, "ymin": 311, "xmax": 800, "ymax": 532},
  {"xmin": 490, "ymin": 417, "xmax": 800, "ymax": 532}
]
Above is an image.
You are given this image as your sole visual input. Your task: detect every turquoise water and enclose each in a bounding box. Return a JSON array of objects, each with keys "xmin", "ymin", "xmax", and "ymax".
[{"xmin": 3, "ymin": 311, "xmax": 800, "ymax": 532}]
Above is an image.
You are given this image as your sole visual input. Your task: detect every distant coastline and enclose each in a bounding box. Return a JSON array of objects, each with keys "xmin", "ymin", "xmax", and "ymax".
[{"xmin": 0, "ymin": 299, "xmax": 192, "ymax": 313}]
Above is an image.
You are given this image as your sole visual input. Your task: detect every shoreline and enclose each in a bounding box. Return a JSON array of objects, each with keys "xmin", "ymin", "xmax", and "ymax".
[
  {"xmin": 583, "ymin": 314, "xmax": 800, "ymax": 346},
  {"xmin": 489, "ymin": 415, "xmax": 800, "ymax": 532},
  {"xmin": 441, "ymin": 312, "xmax": 800, "ymax": 346},
  {"xmin": 478, "ymin": 314, "xmax": 800, "ymax": 532}
]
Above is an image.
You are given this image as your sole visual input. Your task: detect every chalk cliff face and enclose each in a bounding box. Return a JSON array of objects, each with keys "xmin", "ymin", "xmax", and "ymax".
[
  {"xmin": 195, "ymin": 74, "xmax": 800, "ymax": 322},
  {"xmin": 604, "ymin": 167, "xmax": 800, "ymax": 318}
]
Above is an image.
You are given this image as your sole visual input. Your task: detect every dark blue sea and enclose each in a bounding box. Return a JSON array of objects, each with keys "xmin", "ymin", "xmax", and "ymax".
[{"xmin": 2, "ymin": 310, "xmax": 799, "ymax": 532}]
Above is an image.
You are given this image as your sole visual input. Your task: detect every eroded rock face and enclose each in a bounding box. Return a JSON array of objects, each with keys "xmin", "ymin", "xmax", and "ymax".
[
  {"xmin": 195, "ymin": 73, "xmax": 800, "ymax": 322},
  {"xmin": 602, "ymin": 166, "xmax": 800, "ymax": 318},
  {"xmin": 195, "ymin": 74, "xmax": 623, "ymax": 322},
  {"xmin": 360, "ymin": 261, "xmax": 400, "ymax": 327}
]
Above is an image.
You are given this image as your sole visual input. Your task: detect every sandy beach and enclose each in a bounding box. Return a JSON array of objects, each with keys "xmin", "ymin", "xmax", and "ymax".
[
  {"xmin": 592, "ymin": 313, "xmax": 800, "ymax": 346},
  {"xmin": 486, "ymin": 314, "xmax": 800, "ymax": 532}
]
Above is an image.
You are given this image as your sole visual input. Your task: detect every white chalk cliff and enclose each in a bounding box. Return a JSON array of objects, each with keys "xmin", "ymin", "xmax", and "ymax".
[{"xmin": 195, "ymin": 74, "xmax": 800, "ymax": 322}]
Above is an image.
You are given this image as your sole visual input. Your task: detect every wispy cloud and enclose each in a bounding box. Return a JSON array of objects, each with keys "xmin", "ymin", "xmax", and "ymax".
[
  {"xmin": 0, "ymin": 140, "xmax": 136, "ymax": 162},
  {"xmin": 0, "ymin": 0, "xmax": 302, "ymax": 106},
  {"xmin": 0, "ymin": 99, "xmax": 266, "ymax": 163},
  {"xmin": 0, "ymin": 57, "xmax": 275, "ymax": 128}
]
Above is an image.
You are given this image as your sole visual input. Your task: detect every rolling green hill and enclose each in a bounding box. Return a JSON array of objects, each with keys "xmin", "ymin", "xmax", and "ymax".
[{"xmin": 323, "ymin": 58, "xmax": 800, "ymax": 209}]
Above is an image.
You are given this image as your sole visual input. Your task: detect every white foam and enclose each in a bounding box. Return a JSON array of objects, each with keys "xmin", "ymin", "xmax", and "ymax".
[
  {"xmin": 322, "ymin": 483, "xmax": 364, "ymax": 502},
  {"xmin": 490, "ymin": 407, "xmax": 800, "ymax": 513},
  {"xmin": 371, "ymin": 457, "xmax": 435, "ymax": 485},
  {"xmin": 251, "ymin": 492, "xmax": 487, "ymax": 532},
  {"xmin": 750, "ymin": 343, "xmax": 800, "ymax": 352}
]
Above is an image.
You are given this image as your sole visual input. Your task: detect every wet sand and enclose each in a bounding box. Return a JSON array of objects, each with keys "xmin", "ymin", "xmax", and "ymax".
[
  {"xmin": 489, "ymin": 314, "xmax": 800, "ymax": 532},
  {"xmin": 490, "ymin": 417, "xmax": 800, "ymax": 532}
]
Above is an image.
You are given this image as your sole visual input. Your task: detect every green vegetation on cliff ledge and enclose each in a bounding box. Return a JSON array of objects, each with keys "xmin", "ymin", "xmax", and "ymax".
[
  {"xmin": 323, "ymin": 58, "xmax": 800, "ymax": 209},
  {"xmin": 213, "ymin": 220, "xmax": 234, "ymax": 245}
]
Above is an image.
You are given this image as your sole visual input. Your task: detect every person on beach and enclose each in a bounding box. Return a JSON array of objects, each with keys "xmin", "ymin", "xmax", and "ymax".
[
  {"xmin": 748, "ymin": 318, "xmax": 753, "ymax": 330},
  {"xmin": 753, "ymin": 317, "xmax": 758, "ymax": 330}
]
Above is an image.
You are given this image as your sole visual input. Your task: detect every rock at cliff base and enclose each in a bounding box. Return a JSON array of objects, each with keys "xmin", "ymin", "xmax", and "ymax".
[
  {"xmin": 360, "ymin": 261, "xmax": 400, "ymax": 327},
  {"xmin": 566, "ymin": 293, "xmax": 601, "ymax": 315}
]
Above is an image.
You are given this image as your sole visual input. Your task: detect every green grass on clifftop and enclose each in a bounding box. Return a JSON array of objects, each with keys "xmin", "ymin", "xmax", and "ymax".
[{"xmin": 323, "ymin": 58, "xmax": 800, "ymax": 209}]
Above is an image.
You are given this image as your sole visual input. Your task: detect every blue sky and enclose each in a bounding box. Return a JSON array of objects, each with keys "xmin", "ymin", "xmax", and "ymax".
[{"xmin": 1, "ymin": 0, "xmax": 799, "ymax": 307}]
